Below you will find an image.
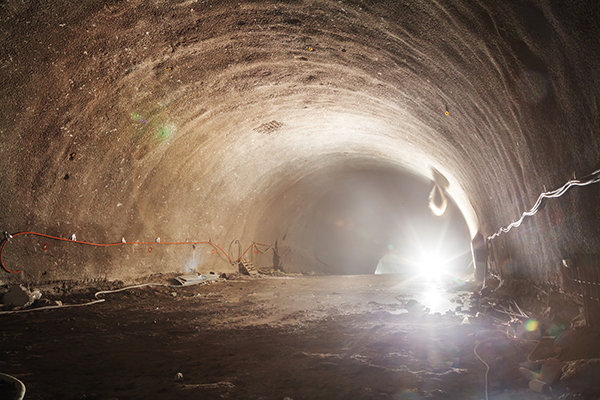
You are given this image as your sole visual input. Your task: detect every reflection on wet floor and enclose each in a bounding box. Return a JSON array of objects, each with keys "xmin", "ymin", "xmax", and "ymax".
[
  {"xmin": 416, "ymin": 281, "xmax": 472, "ymax": 314},
  {"xmin": 225, "ymin": 273, "xmax": 478, "ymax": 324},
  {"xmin": 378, "ymin": 278, "xmax": 473, "ymax": 315},
  {"xmin": 419, "ymin": 287, "xmax": 452, "ymax": 313},
  {"xmin": 185, "ymin": 273, "xmax": 478, "ymax": 327}
]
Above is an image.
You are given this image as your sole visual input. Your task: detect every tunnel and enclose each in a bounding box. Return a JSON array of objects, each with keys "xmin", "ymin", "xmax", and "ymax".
[
  {"xmin": 1, "ymin": 0, "xmax": 599, "ymax": 284},
  {"xmin": 2, "ymin": 0, "xmax": 600, "ymax": 399}
]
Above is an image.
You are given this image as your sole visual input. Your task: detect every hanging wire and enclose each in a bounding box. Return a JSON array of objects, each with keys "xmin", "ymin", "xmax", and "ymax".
[
  {"xmin": 228, "ymin": 239, "xmax": 243, "ymax": 265},
  {"xmin": 488, "ymin": 168, "xmax": 600, "ymax": 240},
  {"xmin": 0, "ymin": 232, "xmax": 255, "ymax": 273}
]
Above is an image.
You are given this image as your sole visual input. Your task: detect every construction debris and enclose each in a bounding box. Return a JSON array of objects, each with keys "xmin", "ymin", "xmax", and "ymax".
[
  {"xmin": 539, "ymin": 358, "xmax": 564, "ymax": 385},
  {"xmin": 175, "ymin": 272, "xmax": 220, "ymax": 286},
  {"xmin": 529, "ymin": 337, "xmax": 558, "ymax": 361},
  {"xmin": 561, "ymin": 359, "xmax": 600, "ymax": 395},
  {"xmin": 2, "ymin": 285, "xmax": 41, "ymax": 308},
  {"xmin": 528, "ymin": 379, "xmax": 550, "ymax": 394}
]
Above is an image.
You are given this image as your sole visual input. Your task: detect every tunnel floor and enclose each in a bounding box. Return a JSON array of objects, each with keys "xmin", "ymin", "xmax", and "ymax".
[{"xmin": 0, "ymin": 274, "xmax": 575, "ymax": 400}]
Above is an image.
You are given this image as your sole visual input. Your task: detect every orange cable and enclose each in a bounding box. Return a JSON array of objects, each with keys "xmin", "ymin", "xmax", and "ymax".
[
  {"xmin": 0, "ymin": 240, "xmax": 16, "ymax": 273},
  {"xmin": 0, "ymin": 231, "xmax": 301, "ymax": 274},
  {"xmin": 240, "ymin": 243, "xmax": 255, "ymax": 261},
  {"xmin": 0, "ymin": 232, "xmax": 242, "ymax": 273}
]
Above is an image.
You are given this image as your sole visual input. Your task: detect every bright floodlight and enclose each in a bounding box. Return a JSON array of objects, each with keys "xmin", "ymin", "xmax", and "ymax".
[{"xmin": 419, "ymin": 254, "xmax": 445, "ymax": 278}]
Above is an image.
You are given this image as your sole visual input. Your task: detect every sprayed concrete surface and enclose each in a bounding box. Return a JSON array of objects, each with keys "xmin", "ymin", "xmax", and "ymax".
[{"xmin": 1, "ymin": 0, "xmax": 600, "ymax": 287}]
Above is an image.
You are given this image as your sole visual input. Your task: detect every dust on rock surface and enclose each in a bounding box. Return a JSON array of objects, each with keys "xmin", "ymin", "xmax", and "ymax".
[{"xmin": 0, "ymin": 274, "xmax": 568, "ymax": 400}]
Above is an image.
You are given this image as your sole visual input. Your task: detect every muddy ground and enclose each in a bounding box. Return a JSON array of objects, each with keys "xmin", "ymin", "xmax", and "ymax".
[{"xmin": 2, "ymin": 273, "xmax": 586, "ymax": 399}]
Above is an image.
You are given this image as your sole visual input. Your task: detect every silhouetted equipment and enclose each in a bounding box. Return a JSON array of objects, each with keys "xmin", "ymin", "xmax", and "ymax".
[{"xmin": 471, "ymin": 232, "xmax": 487, "ymax": 283}]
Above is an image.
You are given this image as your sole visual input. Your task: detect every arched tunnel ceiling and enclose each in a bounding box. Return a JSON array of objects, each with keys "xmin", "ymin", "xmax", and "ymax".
[{"xmin": 1, "ymin": 0, "xmax": 599, "ymax": 283}]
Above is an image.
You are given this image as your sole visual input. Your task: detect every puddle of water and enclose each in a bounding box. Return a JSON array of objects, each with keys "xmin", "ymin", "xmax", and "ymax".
[
  {"xmin": 418, "ymin": 288, "xmax": 456, "ymax": 313},
  {"xmin": 415, "ymin": 284, "xmax": 471, "ymax": 314}
]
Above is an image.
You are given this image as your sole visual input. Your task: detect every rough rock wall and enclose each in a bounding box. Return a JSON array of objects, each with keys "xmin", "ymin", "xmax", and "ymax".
[{"xmin": 0, "ymin": 0, "xmax": 598, "ymax": 284}]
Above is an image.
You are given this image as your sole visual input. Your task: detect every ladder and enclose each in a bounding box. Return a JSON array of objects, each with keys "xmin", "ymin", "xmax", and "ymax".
[{"xmin": 239, "ymin": 259, "xmax": 259, "ymax": 277}]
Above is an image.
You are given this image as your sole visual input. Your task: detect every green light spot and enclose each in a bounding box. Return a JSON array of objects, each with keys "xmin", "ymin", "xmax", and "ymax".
[
  {"xmin": 132, "ymin": 113, "xmax": 142, "ymax": 121},
  {"xmin": 525, "ymin": 319, "xmax": 539, "ymax": 332},
  {"xmin": 157, "ymin": 125, "xmax": 173, "ymax": 140}
]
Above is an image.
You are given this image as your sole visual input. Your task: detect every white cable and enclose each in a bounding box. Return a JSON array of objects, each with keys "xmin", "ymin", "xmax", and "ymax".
[
  {"xmin": 0, "ymin": 299, "xmax": 105, "ymax": 315},
  {"xmin": 1, "ymin": 283, "xmax": 168, "ymax": 314},
  {"xmin": 0, "ymin": 372, "xmax": 26, "ymax": 400},
  {"xmin": 94, "ymin": 283, "xmax": 167, "ymax": 299},
  {"xmin": 1, "ymin": 280, "xmax": 212, "ymax": 315},
  {"xmin": 488, "ymin": 168, "xmax": 600, "ymax": 240},
  {"xmin": 473, "ymin": 340, "xmax": 491, "ymax": 400},
  {"xmin": 94, "ymin": 281, "xmax": 194, "ymax": 299}
]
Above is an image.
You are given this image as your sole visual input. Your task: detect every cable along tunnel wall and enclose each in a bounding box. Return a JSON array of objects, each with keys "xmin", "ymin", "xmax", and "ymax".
[{"xmin": 0, "ymin": 1, "xmax": 599, "ymax": 287}]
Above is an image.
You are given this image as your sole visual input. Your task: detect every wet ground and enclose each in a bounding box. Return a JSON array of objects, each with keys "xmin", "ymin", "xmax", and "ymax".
[{"xmin": 0, "ymin": 274, "xmax": 573, "ymax": 399}]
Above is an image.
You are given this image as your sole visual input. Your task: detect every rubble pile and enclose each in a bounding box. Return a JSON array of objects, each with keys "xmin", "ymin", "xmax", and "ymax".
[{"xmin": 465, "ymin": 276, "xmax": 600, "ymax": 398}]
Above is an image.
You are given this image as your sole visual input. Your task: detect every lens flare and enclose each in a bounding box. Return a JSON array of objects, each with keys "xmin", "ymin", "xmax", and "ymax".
[
  {"xmin": 420, "ymin": 254, "xmax": 445, "ymax": 276},
  {"xmin": 157, "ymin": 124, "xmax": 174, "ymax": 140},
  {"xmin": 422, "ymin": 289, "xmax": 441, "ymax": 308},
  {"xmin": 525, "ymin": 319, "xmax": 539, "ymax": 332}
]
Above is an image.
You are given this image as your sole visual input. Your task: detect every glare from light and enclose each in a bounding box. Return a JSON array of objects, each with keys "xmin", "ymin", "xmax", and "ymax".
[
  {"xmin": 422, "ymin": 289, "xmax": 442, "ymax": 308},
  {"xmin": 419, "ymin": 254, "xmax": 445, "ymax": 279}
]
